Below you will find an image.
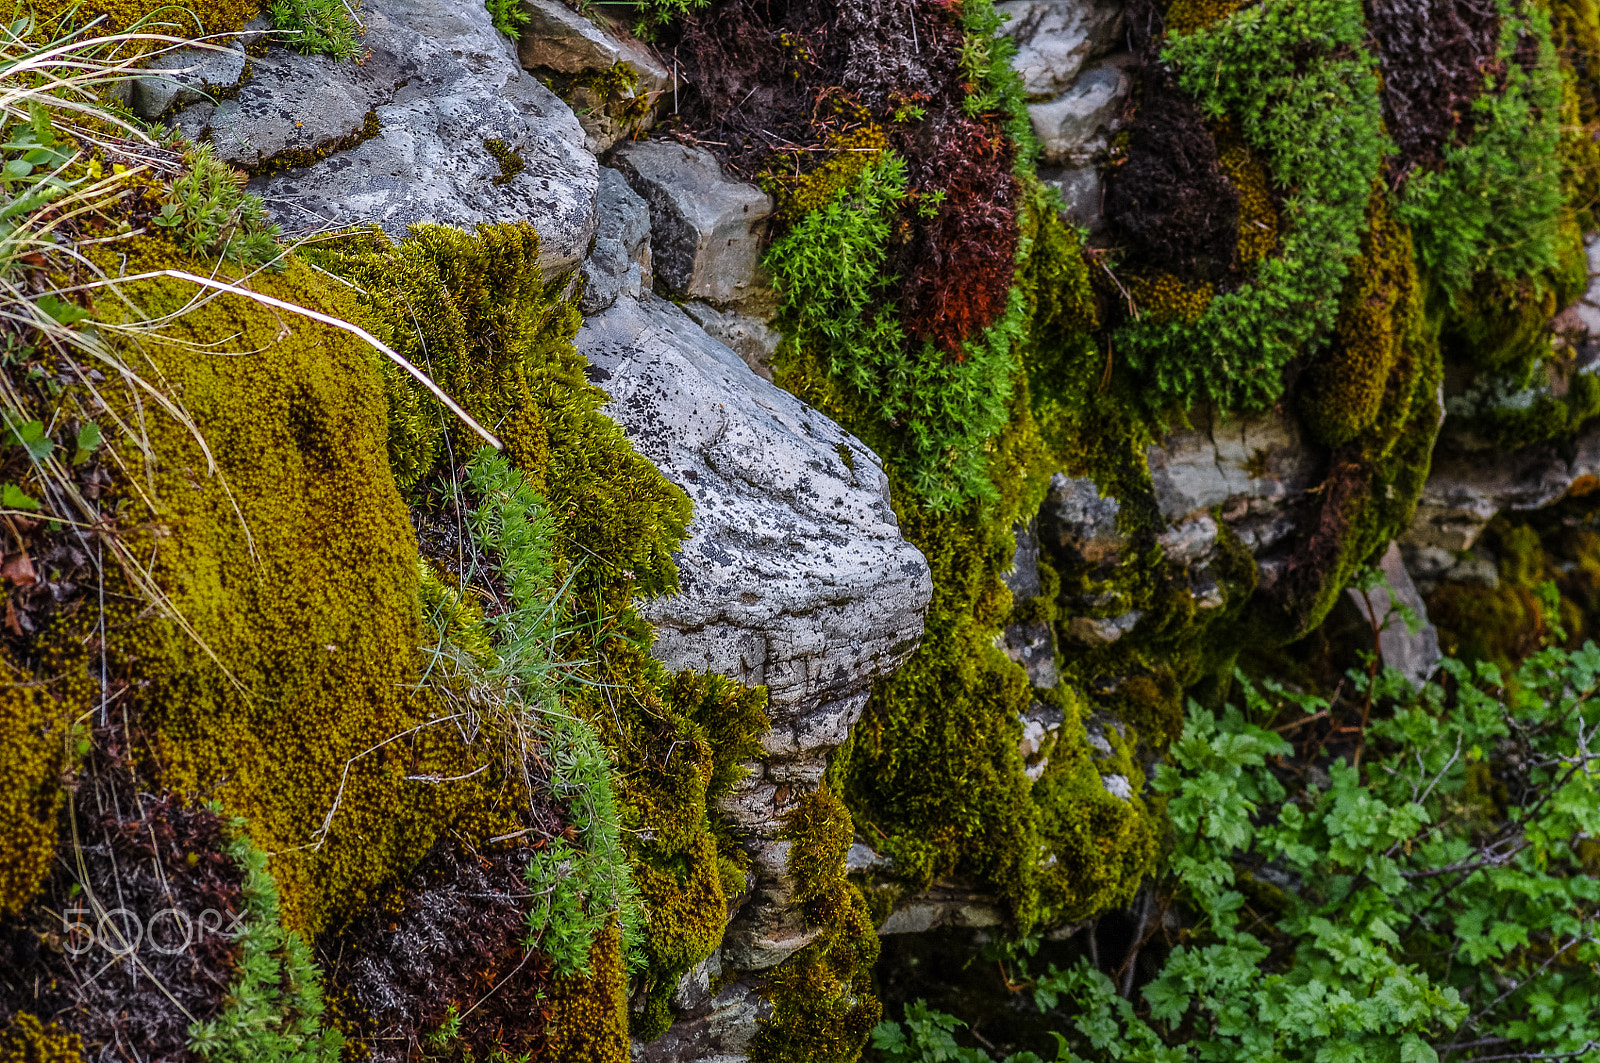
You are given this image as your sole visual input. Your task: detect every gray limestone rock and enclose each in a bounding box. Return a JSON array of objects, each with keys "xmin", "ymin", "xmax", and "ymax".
[
  {"xmin": 1030, "ymin": 52, "xmax": 1134, "ymax": 167},
  {"xmin": 131, "ymin": 41, "xmax": 247, "ymax": 118},
  {"xmin": 1001, "ymin": 619, "xmax": 1059, "ymax": 689},
  {"xmin": 1042, "ymin": 164, "xmax": 1105, "ymax": 232},
  {"xmin": 577, "ymin": 293, "xmax": 931, "ymax": 988},
  {"xmin": 577, "ymin": 295, "xmax": 931, "ymax": 737},
  {"xmin": 580, "ymin": 167, "xmax": 652, "ymax": 313},
  {"xmin": 997, "ymin": 0, "xmax": 1126, "ymax": 98},
  {"xmin": 611, "ymin": 141, "xmax": 775, "ymax": 309},
  {"xmin": 177, "ymin": 0, "xmax": 598, "ymax": 279},
  {"xmin": 1402, "ymin": 419, "xmax": 1600, "ymax": 554},
  {"xmin": 1039, "ymin": 473, "xmax": 1124, "ymax": 565},
  {"xmin": 681, "ymin": 301, "xmax": 783, "ymax": 381},
  {"xmin": 1340, "ymin": 542, "xmax": 1441, "ymax": 691},
  {"xmin": 1067, "ymin": 610, "xmax": 1143, "ymax": 646},
  {"xmin": 1147, "ymin": 405, "xmax": 1321, "ymax": 522}
]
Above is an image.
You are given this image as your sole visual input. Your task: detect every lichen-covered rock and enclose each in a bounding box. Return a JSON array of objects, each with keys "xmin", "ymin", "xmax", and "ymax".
[
  {"xmin": 610, "ymin": 141, "xmax": 775, "ymax": 309},
  {"xmin": 131, "ymin": 40, "xmax": 248, "ymax": 118},
  {"xmin": 173, "ymin": 0, "xmax": 598, "ymax": 278}
]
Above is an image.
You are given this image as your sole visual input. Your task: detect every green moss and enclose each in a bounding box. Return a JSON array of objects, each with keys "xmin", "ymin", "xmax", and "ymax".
[
  {"xmin": 305, "ymin": 221, "xmax": 769, "ymax": 1044},
  {"xmin": 26, "ymin": 0, "xmax": 259, "ymax": 40},
  {"xmin": 1032, "ymin": 694, "xmax": 1160, "ymax": 922},
  {"xmin": 188, "ymin": 818, "xmax": 342, "ymax": 1062},
  {"xmin": 543, "ymin": 922, "xmax": 630, "ymax": 1063},
  {"xmin": 0, "ymin": 1014, "xmax": 81, "ymax": 1063},
  {"xmin": 1117, "ymin": 0, "xmax": 1388, "ymax": 414},
  {"xmin": 483, "ymin": 137, "xmax": 525, "ymax": 186},
  {"xmin": 749, "ymin": 786, "xmax": 881, "ymax": 1063}
]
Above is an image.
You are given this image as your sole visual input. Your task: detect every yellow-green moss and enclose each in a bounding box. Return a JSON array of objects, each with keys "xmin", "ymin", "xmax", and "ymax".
[
  {"xmin": 26, "ymin": 0, "xmax": 259, "ymax": 39},
  {"xmin": 0, "ymin": 675, "xmax": 72, "ymax": 915},
  {"xmin": 1123, "ymin": 270, "xmax": 1215, "ymax": 327},
  {"xmin": 1163, "ymin": 0, "xmax": 1254, "ymax": 37},
  {"xmin": 1032, "ymin": 693, "xmax": 1160, "ymax": 921},
  {"xmin": 1216, "ymin": 134, "xmax": 1278, "ymax": 270},
  {"xmin": 1549, "ymin": 0, "xmax": 1600, "ymax": 228},
  {"xmin": 0, "ymin": 1014, "xmax": 81, "ymax": 1063},
  {"xmin": 91, "ymin": 236, "xmax": 515, "ymax": 935},
  {"xmin": 764, "ymin": 126, "xmax": 889, "ymax": 224},
  {"xmin": 543, "ymin": 922, "xmax": 630, "ymax": 1063},
  {"xmin": 749, "ymin": 786, "xmax": 881, "ymax": 1063},
  {"xmin": 1301, "ymin": 189, "xmax": 1421, "ymax": 447}
]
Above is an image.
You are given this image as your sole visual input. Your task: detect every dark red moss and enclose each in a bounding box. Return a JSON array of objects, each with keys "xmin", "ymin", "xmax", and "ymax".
[{"xmin": 1103, "ymin": 78, "xmax": 1241, "ymax": 281}]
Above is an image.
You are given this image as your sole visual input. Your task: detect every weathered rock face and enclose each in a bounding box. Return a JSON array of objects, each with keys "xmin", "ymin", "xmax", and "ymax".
[
  {"xmin": 514, "ymin": 0, "xmax": 674, "ymax": 152},
  {"xmin": 1329, "ymin": 542, "xmax": 1442, "ymax": 690},
  {"xmin": 998, "ymin": 0, "xmax": 1126, "ymax": 97},
  {"xmin": 577, "ymin": 295, "xmax": 932, "ymax": 755},
  {"xmin": 170, "ymin": 0, "xmax": 598, "ymax": 279},
  {"xmin": 575, "ymin": 290, "xmax": 931, "ymax": 1049},
  {"xmin": 1001, "ymin": 0, "xmax": 1129, "ymax": 231},
  {"xmin": 580, "ymin": 167, "xmax": 652, "ymax": 314},
  {"xmin": 611, "ymin": 140, "xmax": 776, "ymax": 311}
]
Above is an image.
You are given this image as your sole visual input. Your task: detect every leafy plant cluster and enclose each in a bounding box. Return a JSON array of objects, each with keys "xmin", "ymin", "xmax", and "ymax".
[
  {"xmin": 485, "ymin": 0, "xmax": 528, "ymax": 40},
  {"xmin": 188, "ymin": 819, "xmax": 343, "ymax": 1063},
  {"xmin": 882, "ymin": 638, "xmax": 1600, "ymax": 1063},
  {"xmin": 454, "ymin": 447, "xmax": 644, "ymax": 977},
  {"xmin": 767, "ymin": 153, "xmax": 1025, "ymax": 511},
  {"xmin": 267, "ymin": 0, "xmax": 361, "ymax": 60},
  {"xmin": 155, "ymin": 141, "xmax": 284, "ymax": 268},
  {"xmin": 1116, "ymin": 0, "xmax": 1388, "ymax": 413},
  {"xmin": 957, "ymin": 0, "xmax": 1037, "ymax": 172},
  {"xmin": 1395, "ymin": 0, "xmax": 1566, "ymax": 296}
]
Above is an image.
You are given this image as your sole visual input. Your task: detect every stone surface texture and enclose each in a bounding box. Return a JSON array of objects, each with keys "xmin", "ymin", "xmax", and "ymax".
[
  {"xmin": 580, "ymin": 167, "xmax": 652, "ymax": 314},
  {"xmin": 997, "ymin": 0, "xmax": 1127, "ymax": 96},
  {"xmin": 576, "ymin": 293, "xmax": 931, "ymax": 1043},
  {"xmin": 132, "ymin": 41, "xmax": 248, "ymax": 118},
  {"xmin": 1031, "ymin": 52, "xmax": 1135, "ymax": 166},
  {"xmin": 514, "ymin": 0, "xmax": 674, "ymax": 152},
  {"xmin": 171, "ymin": 0, "xmax": 599, "ymax": 279},
  {"xmin": 611, "ymin": 140, "xmax": 776, "ymax": 309}
]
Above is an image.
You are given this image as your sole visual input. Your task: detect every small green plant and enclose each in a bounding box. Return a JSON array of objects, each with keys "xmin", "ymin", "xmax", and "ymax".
[
  {"xmin": 154, "ymin": 142, "xmax": 284, "ymax": 268},
  {"xmin": 1396, "ymin": 0, "xmax": 1565, "ymax": 294},
  {"xmin": 267, "ymin": 0, "xmax": 361, "ymax": 61},
  {"xmin": 768, "ymin": 153, "xmax": 1030, "ymax": 510},
  {"xmin": 187, "ymin": 818, "xmax": 343, "ymax": 1063},
  {"xmin": 1116, "ymin": 0, "xmax": 1389, "ymax": 413},
  {"xmin": 486, "ymin": 0, "xmax": 529, "ymax": 39},
  {"xmin": 455, "ymin": 447, "xmax": 645, "ymax": 975}
]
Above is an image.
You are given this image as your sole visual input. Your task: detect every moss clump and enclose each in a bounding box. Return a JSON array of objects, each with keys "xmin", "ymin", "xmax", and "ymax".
[
  {"xmin": 26, "ymin": 0, "xmax": 259, "ymax": 39},
  {"xmin": 1215, "ymin": 133, "xmax": 1277, "ymax": 270},
  {"xmin": 0, "ymin": 1014, "xmax": 80, "ymax": 1063},
  {"xmin": 1117, "ymin": 0, "xmax": 1388, "ymax": 413},
  {"xmin": 483, "ymin": 137, "xmax": 525, "ymax": 186},
  {"xmin": 91, "ymin": 236, "xmax": 512, "ymax": 936},
  {"xmin": 1032, "ymin": 696, "xmax": 1160, "ymax": 921},
  {"xmin": 1162, "ymin": 0, "xmax": 1253, "ymax": 37},
  {"xmin": 763, "ymin": 125, "xmax": 888, "ymax": 224},
  {"xmin": 542, "ymin": 923, "xmax": 629, "ymax": 1063},
  {"xmin": 0, "ymin": 678, "xmax": 70, "ymax": 915},
  {"xmin": 749, "ymin": 787, "xmax": 881, "ymax": 1063},
  {"xmin": 1301, "ymin": 190, "xmax": 1421, "ymax": 447},
  {"xmin": 1122, "ymin": 270, "xmax": 1215, "ymax": 327}
]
